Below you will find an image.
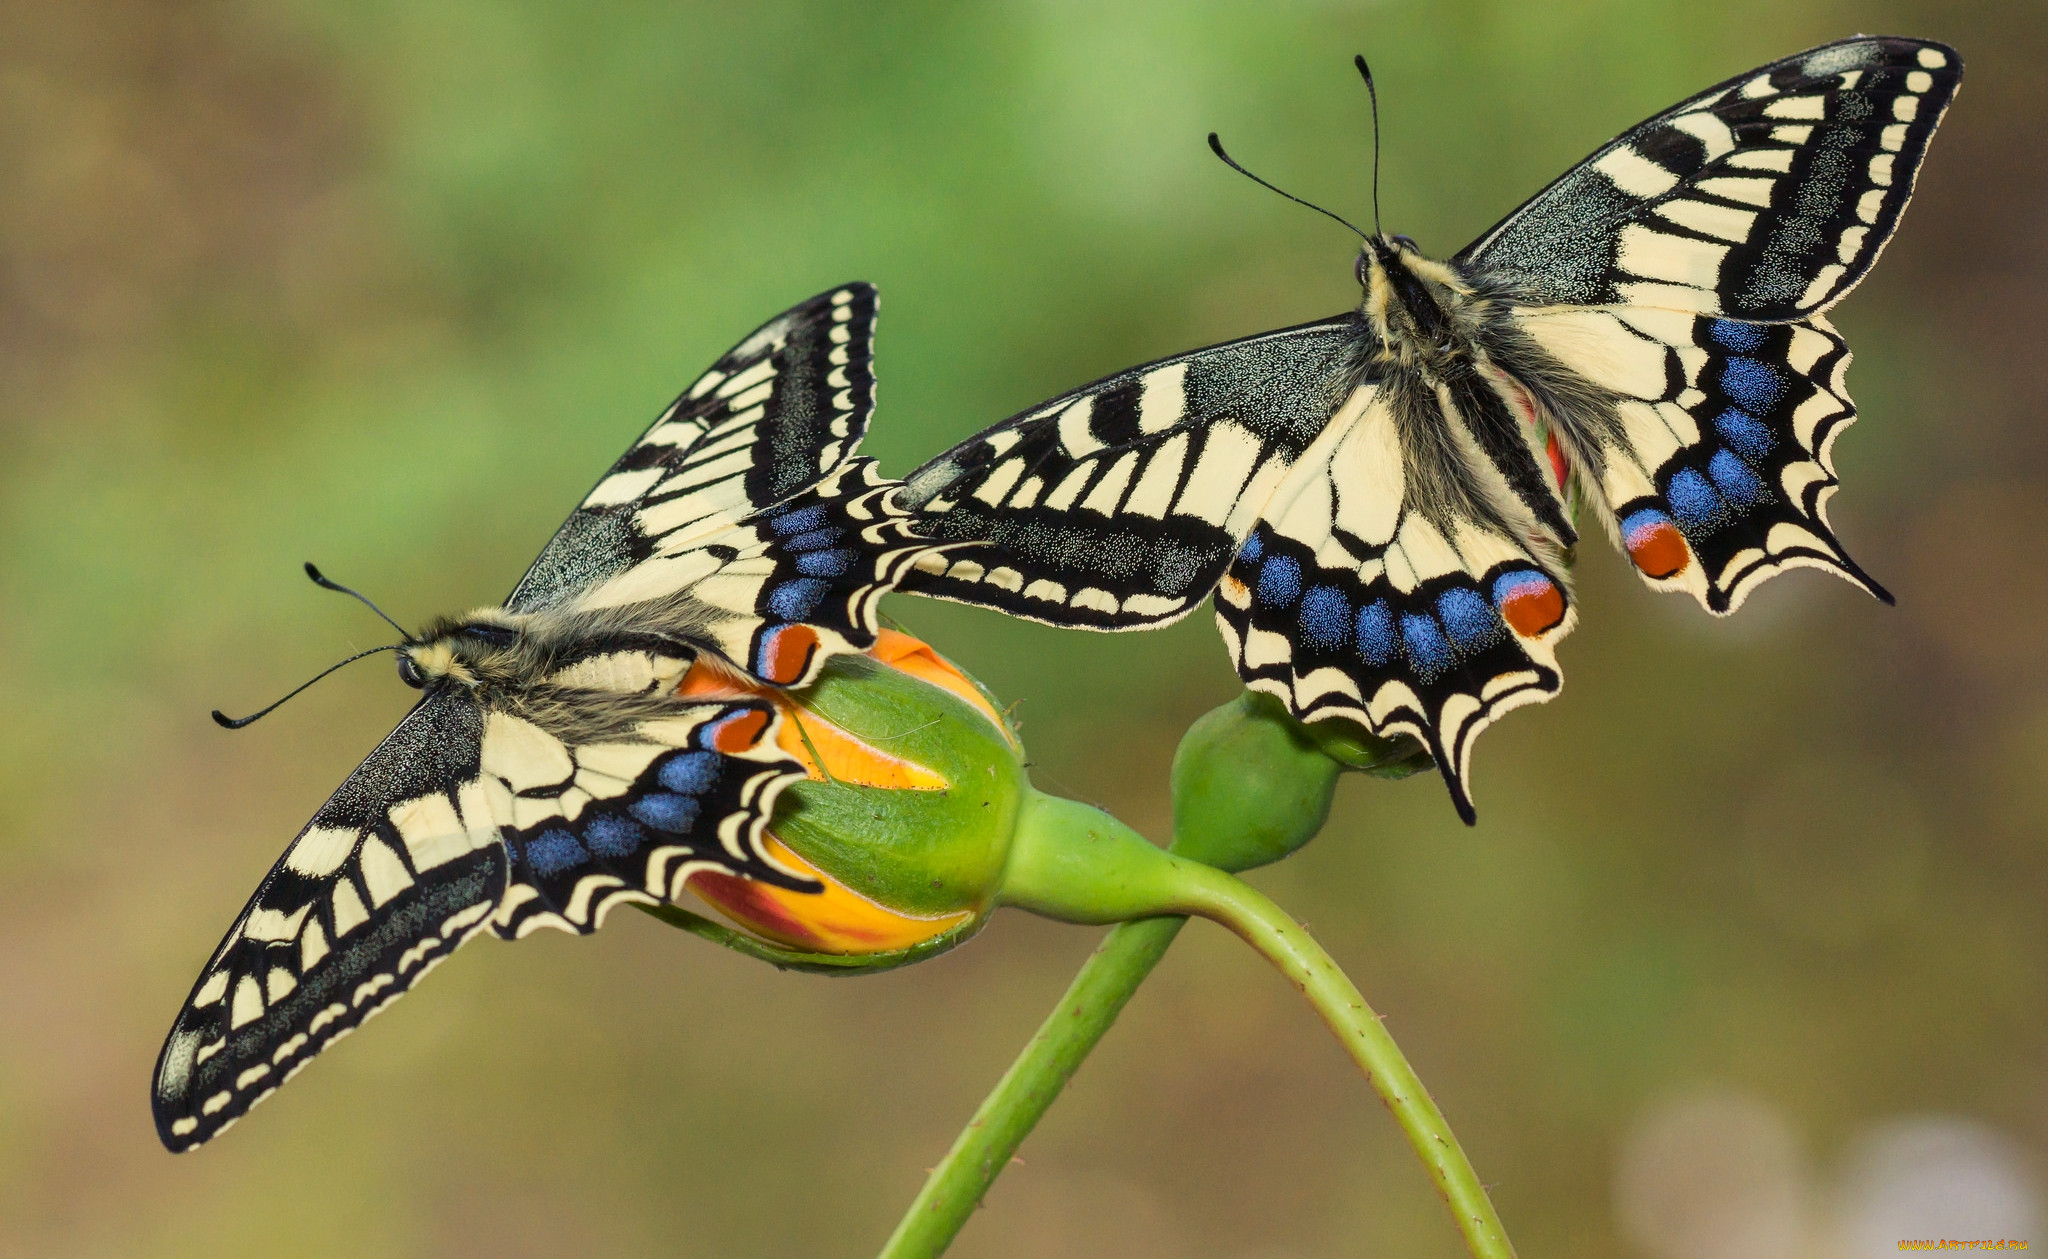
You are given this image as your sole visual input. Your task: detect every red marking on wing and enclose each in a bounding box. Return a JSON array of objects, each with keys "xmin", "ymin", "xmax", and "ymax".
[
  {"xmin": 756, "ymin": 624, "xmax": 820, "ymax": 685},
  {"xmin": 709, "ymin": 708, "xmax": 771, "ymax": 753},
  {"xmin": 1626, "ymin": 521, "xmax": 1691, "ymax": 579},
  {"xmin": 1499, "ymin": 579, "xmax": 1566, "ymax": 637}
]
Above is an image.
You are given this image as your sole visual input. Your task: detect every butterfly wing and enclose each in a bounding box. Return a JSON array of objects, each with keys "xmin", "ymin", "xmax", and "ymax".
[
  {"xmin": 509, "ymin": 283, "xmax": 879, "ymax": 612},
  {"xmin": 156, "ymin": 286, "xmax": 927, "ymax": 1149},
  {"xmin": 1460, "ymin": 37, "xmax": 1961, "ymax": 320},
  {"xmin": 1464, "ymin": 37, "xmax": 1957, "ymax": 612},
  {"xmin": 898, "ymin": 316, "xmax": 1366, "ymax": 627},
  {"xmin": 901, "ymin": 320, "xmax": 1578, "ymax": 819},
  {"xmin": 503, "ymin": 284, "xmax": 938, "ymax": 686},
  {"xmin": 1214, "ymin": 380, "xmax": 1574, "ymax": 823},
  {"xmin": 479, "ymin": 698, "xmax": 811, "ymax": 940},
  {"xmin": 154, "ymin": 690, "xmax": 503, "ymax": 1151},
  {"xmin": 153, "ymin": 689, "xmax": 804, "ymax": 1150},
  {"xmin": 1506, "ymin": 307, "xmax": 1878, "ymax": 613}
]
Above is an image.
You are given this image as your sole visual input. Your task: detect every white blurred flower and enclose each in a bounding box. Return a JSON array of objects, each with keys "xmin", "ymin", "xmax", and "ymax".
[{"xmin": 1829, "ymin": 1116, "xmax": 2040, "ymax": 1257}]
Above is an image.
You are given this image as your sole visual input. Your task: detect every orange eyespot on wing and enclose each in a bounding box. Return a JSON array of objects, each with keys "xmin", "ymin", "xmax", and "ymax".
[
  {"xmin": 751, "ymin": 623, "xmax": 821, "ymax": 685},
  {"xmin": 1621, "ymin": 508, "xmax": 1692, "ymax": 579},
  {"xmin": 1492, "ymin": 570, "xmax": 1567, "ymax": 637},
  {"xmin": 706, "ymin": 707, "xmax": 772, "ymax": 753}
]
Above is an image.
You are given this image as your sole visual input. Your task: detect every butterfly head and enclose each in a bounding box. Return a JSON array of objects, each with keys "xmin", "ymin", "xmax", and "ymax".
[
  {"xmin": 398, "ymin": 614, "xmax": 526, "ymax": 691},
  {"xmin": 1357, "ymin": 234, "xmax": 1475, "ymax": 366}
]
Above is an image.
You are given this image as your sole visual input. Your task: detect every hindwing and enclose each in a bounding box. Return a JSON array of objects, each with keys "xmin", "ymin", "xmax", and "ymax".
[
  {"xmin": 1462, "ymin": 37, "xmax": 1961, "ymax": 319},
  {"xmin": 484, "ymin": 699, "xmax": 809, "ymax": 939},
  {"xmin": 1215, "ymin": 386, "xmax": 1574, "ymax": 822},
  {"xmin": 1511, "ymin": 307, "xmax": 1881, "ymax": 612}
]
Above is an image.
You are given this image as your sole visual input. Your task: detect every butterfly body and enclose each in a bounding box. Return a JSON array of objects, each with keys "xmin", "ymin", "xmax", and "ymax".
[{"xmin": 900, "ymin": 37, "xmax": 1961, "ymax": 821}]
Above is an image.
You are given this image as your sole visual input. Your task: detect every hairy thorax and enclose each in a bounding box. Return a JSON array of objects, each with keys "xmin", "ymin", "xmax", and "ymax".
[
  {"xmin": 398, "ymin": 607, "xmax": 707, "ymax": 744},
  {"xmin": 1360, "ymin": 241, "xmax": 1497, "ymax": 378},
  {"xmin": 1353, "ymin": 235, "xmax": 1611, "ymax": 555}
]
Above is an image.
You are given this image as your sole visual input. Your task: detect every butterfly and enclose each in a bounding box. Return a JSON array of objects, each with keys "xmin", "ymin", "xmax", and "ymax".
[
  {"xmin": 153, "ymin": 284, "xmax": 947, "ymax": 1151},
  {"xmin": 897, "ymin": 37, "xmax": 1961, "ymax": 823}
]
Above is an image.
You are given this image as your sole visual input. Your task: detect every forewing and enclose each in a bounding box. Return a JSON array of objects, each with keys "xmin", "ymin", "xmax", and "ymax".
[
  {"xmin": 558, "ymin": 457, "xmax": 948, "ymax": 687},
  {"xmin": 1215, "ymin": 390, "xmax": 1575, "ymax": 823},
  {"xmin": 153, "ymin": 690, "xmax": 507, "ymax": 1152},
  {"xmin": 507, "ymin": 284, "xmax": 880, "ymax": 612},
  {"xmin": 1460, "ymin": 37, "xmax": 1960, "ymax": 320},
  {"xmin": 898, "ymin": 316, "xmax": 1368, "ymax": 628},
  {"xmin": 1514, "ymin": 306, "xmax": 1880, "ymax": 613}
]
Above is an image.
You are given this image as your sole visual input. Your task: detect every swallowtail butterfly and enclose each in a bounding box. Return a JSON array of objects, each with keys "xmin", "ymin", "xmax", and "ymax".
[
  {"xmin": 154, "ymin": 284, "xmax": 945, "ymax": 1150},
  {"xmin": 899, "ymin": 37, "xmax": 1961, "ymax": 822}
]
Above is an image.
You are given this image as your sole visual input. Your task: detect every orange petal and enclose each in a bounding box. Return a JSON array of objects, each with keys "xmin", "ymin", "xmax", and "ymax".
[
  {"xmin": 687, "ymin": 835, "xmax": 972, "ymax": 954},
  {"xmin": 869, "ymin": 628, "xmax": 1013, "ymax": 741}
]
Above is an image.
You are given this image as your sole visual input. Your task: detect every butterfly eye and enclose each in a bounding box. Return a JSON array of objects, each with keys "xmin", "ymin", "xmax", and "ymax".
[
  {"xmin": 397, "ymin": 654, "xmax": 425, "ymax": 689},
  {"xmin": 1355, "ymin": 253, "xmax": 1372, "ymax": 285}
]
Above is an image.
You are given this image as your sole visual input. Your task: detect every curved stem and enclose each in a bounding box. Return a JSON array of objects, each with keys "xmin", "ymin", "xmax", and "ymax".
[
  {"xmin": 874, "ymin": 915, "xmax": 1186, "ymax": 1259},
  {"xmin": 878, "ymin": 793, "xmax": 1516, "ymax": 1259},
  {"xmin": 1167, "ymin": 859, "xmax": 1517, "ymax": 1259}
]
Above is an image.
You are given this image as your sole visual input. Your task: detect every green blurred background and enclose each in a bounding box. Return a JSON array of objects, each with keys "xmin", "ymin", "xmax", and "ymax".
[{"xmin": 2, "ymin": 1, "xmax": 2040, "ymax": 1255}]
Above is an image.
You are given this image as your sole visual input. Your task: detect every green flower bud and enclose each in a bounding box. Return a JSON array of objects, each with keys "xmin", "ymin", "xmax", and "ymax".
[
  {"xmin": 1170, "ymin": 691, "xmax": 1432, "ymax": 873},
  {"xmin": 644, "ymin": 630, "xmax": 1028, "ymax": 970}
]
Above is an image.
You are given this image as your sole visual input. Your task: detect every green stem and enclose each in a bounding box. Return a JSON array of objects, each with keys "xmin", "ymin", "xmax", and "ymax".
[
  {"xmin": 880, "ymin": 793, "xmax": 1516, "ymax": 1259},
  {"xmin": 1167, "ymin": 859, "xmax": 1517, "ymax": 1259},
  {"xmin": 874, "ymin": 915, "xmax": 1186, "ymax": 1259}
]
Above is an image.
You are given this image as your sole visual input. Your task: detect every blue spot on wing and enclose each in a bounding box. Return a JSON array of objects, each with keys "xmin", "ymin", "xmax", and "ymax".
[
  {"xmin": 766, "ymin": 578, "xmax": 831, "ymax": 621},
  {"xmin": 767, "ymin": 504, "xmax": 829, "ymax": 536},
  {"xmin": 1436, "ymin": 587, "xmax": 1500, "ymax": 650},
  {"xmin": 784, "ymin": 527, "xmax": 843, "ymax": 552},
  {"xmin": 1720, "ymin": 357, "xmax": 1784, "ymax": 412},
  {"xmin": 794, "ymin": 548, "xmax": 858, "ymax": 577},
  {"xmin": 1709, "ymin": 319, "xmax": 1767, "ymax": 352},
  {"xmin": 630, "ymin": 793, "xmax": 701, "ymax": 833},
  {"xmin": 1356, "ymin": 601, "xmax": 1395, "ymax": 667},
  {"xmin": 583, "ymin": 815, "xmax": 644, "ymax": 859},
  {"xmin": 1712, "ymin": 408, "xmax": 1775, "ymax": 461},
  {"xmin": 526, "ymin": 829, "xmax": 589, "ymax": 877},
  {"xmin": 1400, "ymin": 614, "xmax": 1454, "ymax": 681},
  {"xmin": 658, "ymin": 751, "xmax": 720, "ymax": 795},
  {"xmin": 1666, "ymin": 467, "xmax": 1731, "ymax": 531},
  {"xmin": 1708, "ymin": 449, "xmax": 1766, "ymax": 506},
  {"xmin": 1238, "ymin": 531, "xmax": 1265, "ymax": 564},
  {"xmin": 1297, "ymin": 585, "xmax": 1350, "ymax": 651},
  {"xmin": 1256, "ymin": 555, "xmax": 1301, "ymax": 608}
]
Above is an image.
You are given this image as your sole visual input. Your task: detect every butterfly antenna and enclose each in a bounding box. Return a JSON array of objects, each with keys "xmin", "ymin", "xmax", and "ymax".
[
  {"xmin": 1206, "ymin": 133, "xmax": 1368, "ymax": 242},
  {"xmin": 212, "ymin": 644, "xmax": 401, "ymax": 729},
  {"xmin": 304, "ymin": 562, "xmax": 409, "ymax": 636},
  {"xmin": 1355, "ymin": 55, "xmax": 1384, "ymax": 239}
]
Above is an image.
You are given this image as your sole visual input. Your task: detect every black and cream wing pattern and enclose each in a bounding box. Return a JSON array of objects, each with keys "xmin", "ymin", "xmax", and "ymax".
[
  {"xmin": 154, "ymin": 285, "xmax": 947, "ymax": 1150},
  {"xmin": 900, "ymin": 37, "xmax": 1960, "ymax": 821}
]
